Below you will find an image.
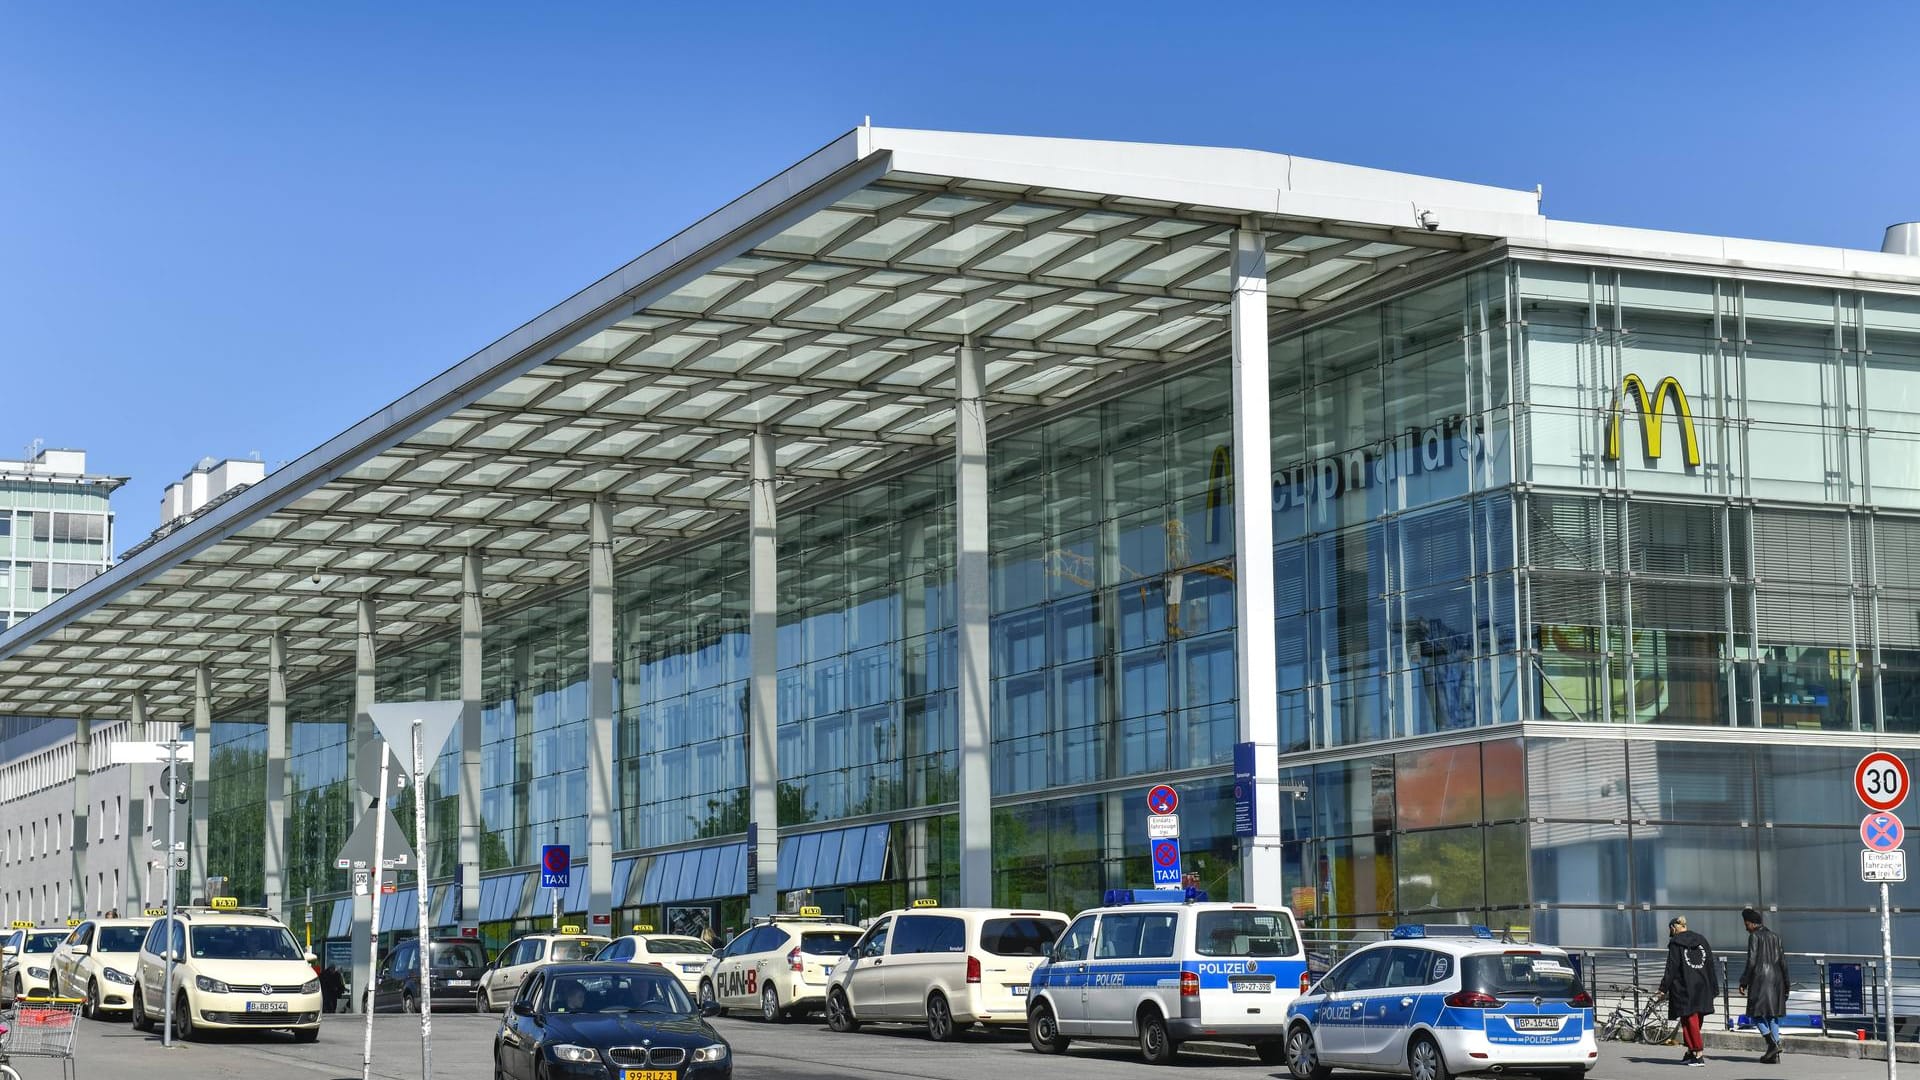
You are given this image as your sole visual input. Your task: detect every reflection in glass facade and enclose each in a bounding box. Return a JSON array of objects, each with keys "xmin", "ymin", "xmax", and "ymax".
[{"xmin": 194, "ymin": 255, "xmax": 1920, "ymax": 957}]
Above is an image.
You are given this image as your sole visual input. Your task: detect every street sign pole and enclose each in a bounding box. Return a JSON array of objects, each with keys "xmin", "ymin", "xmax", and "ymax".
[
  {"xmin": 413, "ymin": 719, "xmax": 434, "ymax": 1080},
  {"xmin": 361, "ymin": 745, "xmax": 390, "ymax": 1080},
  {"xmin": 160, "ymin": 737, "xmax": 184, "ymax": 1049},
  {"xmin": 1883, "ymin": 879, "xmax": 1897, "ymax": 1080},
  {"xmin": 1856, "ymin": 752, "xmax": 1907, "ymax": 1080}
]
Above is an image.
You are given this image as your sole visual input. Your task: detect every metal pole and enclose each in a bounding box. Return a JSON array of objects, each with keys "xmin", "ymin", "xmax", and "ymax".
[
  {"xmin": 162, "ymin": 740, "xmax": 180, "ymax": 1048},
  {"xmin": 362, "ymin": 747, "xmax": 390, "ymax": 1080},
  {"xmin": 413, "ymin": 720, "xmax": 433, "ymax": 1080},
  {"xmin": 552, "ymin": 825, "xmax": 560, "ymax": 930},
  {"xmin": 1885, "ymin": 880, "xmax": 1898, "ymax": 1079}
]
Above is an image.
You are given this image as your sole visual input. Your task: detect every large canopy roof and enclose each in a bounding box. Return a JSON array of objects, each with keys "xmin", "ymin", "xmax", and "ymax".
[{"xmin": 20, "ymin": 124, "xmax": 1821, "ymax": 719}]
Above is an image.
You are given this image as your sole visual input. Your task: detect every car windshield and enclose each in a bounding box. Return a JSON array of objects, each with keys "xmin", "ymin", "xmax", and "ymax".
[
  {"xmin": 189, "ymin": 924, "xmax": 303, "ymax": 961},
  {"xmin": 1194, "ymin": 910, "xmax": 1299, "ymax": 958},
  {"xmin": 25, "ymin": 932, "xmax": 65, "ymax": 954},
  {"xmin": 431, "ymin": 942, "xmax": 486, "ymax": 969},
  {"xmin": 980, "ymin": 918, "xmax": 1066, "ymax": 957},
  {"xmin": 799, "ymin": 932, "xmax": 858, "ymax": 956},
  {"xmin": 546, "ymin": 973, "xmax": 693, "ymax": 1016},
  {"xmin": 96, "ymin": 927, "xmax": 147, "ymax": 953},
  {"xmin": 550, "ymin": 939, "xmax": 606, "ymax": 962},
  {"xmin": 645, "ymin": 938, "xmax": 712, "ymax": 956},
  {"xmin": 1461, "ymin": 952, "xmax": 1583, "ymax": 999}
]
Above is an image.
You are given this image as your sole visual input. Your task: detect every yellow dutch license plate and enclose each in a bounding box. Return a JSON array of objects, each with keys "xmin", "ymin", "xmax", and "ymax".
[{"xmin": 622, "ymin": 1071, "xmax": 676, "ymax": 1080}]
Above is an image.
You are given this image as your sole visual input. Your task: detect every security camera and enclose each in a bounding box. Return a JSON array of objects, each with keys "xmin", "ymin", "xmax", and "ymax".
[{"xmin": 311, "ymin": 574, "xmax": 322, "ymax": 586}]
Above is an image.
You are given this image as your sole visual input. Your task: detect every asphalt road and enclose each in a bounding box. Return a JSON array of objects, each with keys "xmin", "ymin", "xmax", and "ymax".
[{"xmin": 23, "ymin": 1008, "xmax": 1903, "ymax": 1080}]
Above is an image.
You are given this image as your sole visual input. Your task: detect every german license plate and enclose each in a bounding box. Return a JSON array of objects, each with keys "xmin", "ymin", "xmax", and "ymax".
[
  {"xmin": 1229, "ymin": 978, "xmax": 1270, "ymax": 993},
  {"xmin": 446, "ymin": 979, "xmax": 471, "ymax": 987},
  {"xmin": 245, "ymin": 1001, "xmax": 288, "ymax": 1012},
  {"xmin": 622, "ymin": 1071, "xmax": 675, "ymax": 1080},
  {"xmin": 1011, "ymin": 984, "xmax": 1028, "ymax": 996},
  {"xmin": 822, "ymin": 966, "xmax": 833, "ymax": 977},
  {"xmin": 680, "ymin": 964, "xmax": 703, "ymax": 973},
  {"xmin": 1513, "ymin": 1016, "xmax": 1561, "ymax": 1031}
]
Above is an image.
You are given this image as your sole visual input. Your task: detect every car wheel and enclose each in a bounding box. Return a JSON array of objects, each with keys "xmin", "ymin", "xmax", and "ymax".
[
  {"xmin": 1137, "ymin": 1006, "xmax": 1179, "ymax": 1065},
  {"xmin": 926, "ymin": 991, "xmax": 958, "ymax": 1042},
  {"xmin": 174, "ymin": 992, "xmax": 196, "ymax": 1042},
  {"xmin": 494, "ymin": 1048, "xmax": 510, "ymax": 1080},
  {"xmin": 132, "ymin": 987, "xmax": 153, "ymax": 1032},
  {"xmin": 1287, "ymin": 1025, "xmax": 1330, "ymax": 1080},
  {"xmin": 476, "ymin": 986, "xmax": 492, "ymax": 1013},
  {"xmin": 760, "ymin": 984, "xmax": 784, "ymax": 1022},
  {"xmin": 699, "ymin": 979, "xmax": 727, "ymax": 1018},
  {"xmin": 1028, "ymin": 1001, "xmax": 1070, "ymax": 1055},
  {"xmin": 1408, "ymin": 1034, "xmax": 1451, "ymax": 1080},
  {"xmin": 84, "ymin": 979, "xmax": 101, "ymax": 1021},
  {"xmin": 825, "ymin": 988, "xmax": 861, "ymax": 1033},
  {"xmin": 1256, "ymin": 1038, "xmax": 1287, "ymax": 1065},
  {"xmin": 293, "ymin": 1026, "xmax": 319, "ymax": 1044}
]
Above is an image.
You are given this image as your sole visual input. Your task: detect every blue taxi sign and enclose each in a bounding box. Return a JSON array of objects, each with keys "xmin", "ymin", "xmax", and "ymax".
[{"xmin": 541, "ymin": 844, "xmax": 571, "ymax": 888}]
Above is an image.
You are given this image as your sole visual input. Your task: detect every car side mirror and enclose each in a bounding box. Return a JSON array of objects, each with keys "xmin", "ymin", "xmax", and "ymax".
[
  {"xmin": 69, "ymin": 944, "xmax": 90, "ymax": 957},
  {"xmin": 699, "ymin": 1002, "xmax": 722, "ymax": 1018},
  {"xmin": 511, "ymin": 1001, "xmax": 533, "ymax": 1017},
  {"xmin": 166, "ymin": 950, "xmax": 181, "ymax": 963},
  {"xmin": 304, "ymin": 951, "xmax": 317, "ymax": 964},
  {"xmin": 1, "ymin": 946, "xmax": 15, "ymax": 956}
]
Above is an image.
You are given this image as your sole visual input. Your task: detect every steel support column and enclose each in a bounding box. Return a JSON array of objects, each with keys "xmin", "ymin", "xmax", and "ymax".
[
  {"xmin": 127, "ymin": 690, "xmax": 150, "ymax": 911},
  {"xmin": 1229, "ymin": 224, "xmax": 1283, "ymax": 904},
  {"xmin": 587, "ymin": 501, "xmax": 616, "ymax": 930},
  {"xmin": 458, "ymin": 553, "xmax": 484, "ymax": 933},
  {"xmin": 954, "ymin": 343, "xmax": 993, "ymax": 907},
  {"xmin": 747, "ymin": 430, "xmax": 780, "ymax": 917},
  {"xmin": 349, "ymin": 596, "xmax": 377, "ymax": 1012},
  {"xmin": 264, "ymin": 631, "xmax": 288, "ymax": 916},
  {"xmin": 72, "ymin": 713, "xmax": 90, "ymax": 917},
  {"xmin": 191, "ymin": 664, "xmax": 212, "ymax": 896}
]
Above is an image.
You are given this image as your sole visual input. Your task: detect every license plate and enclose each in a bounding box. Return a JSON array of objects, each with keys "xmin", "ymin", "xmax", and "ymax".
[
  {"xmin": 1513, "ymin": 1016, "xmax": 1562, "ymax": 1031},
  {"xmin": 622, "ymin": 1071, "xmax": 675, "ymax": 1080},
  {"xmin": 445, "ymin": 980, "xmax": 471, "ymax": 987},
  {"xmin": 1012, "ymin": 985, "xmax": 1028, "ymax": 996},
  {"xmin": 680, "ymin": 964, "xmax": 703, "ymax": 973},
  {"xmin": 1229, "ymin": 978, "xmax": 1270, "ymax": 994},
  {"xmin": 245, "ymin": 1001, "xmax": 288, "ymax": 1013},
  {"xmin": 822, "ymin": 966, "xmax": 833, "ymax": 977}
]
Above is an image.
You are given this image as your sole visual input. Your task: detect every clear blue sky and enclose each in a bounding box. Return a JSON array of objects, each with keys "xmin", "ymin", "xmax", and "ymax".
[{"xmin": 3, "ymin": 2, "xmax": 1916, "ymax": 538}]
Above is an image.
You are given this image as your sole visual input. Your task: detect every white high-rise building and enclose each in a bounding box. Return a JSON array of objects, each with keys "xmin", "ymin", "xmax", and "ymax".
[{"xmin": 0, "ymin": 447, "xmax": 124, "ymax": 632}]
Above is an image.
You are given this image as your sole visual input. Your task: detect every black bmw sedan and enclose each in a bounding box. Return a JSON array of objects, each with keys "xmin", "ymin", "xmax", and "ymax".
[{"xmin": 494, "ymin": 963, "xmax": 731, "ymax": 1080}]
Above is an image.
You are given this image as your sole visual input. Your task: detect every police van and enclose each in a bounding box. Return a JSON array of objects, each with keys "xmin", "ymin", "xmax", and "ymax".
[
  {"xmin": 1026, "ymin": 890, "xmax": 1307, "ymax": 1065},
  {"xmin": 1282, "ymin": 925, "xmax": 1597, "ymax": 1080}
]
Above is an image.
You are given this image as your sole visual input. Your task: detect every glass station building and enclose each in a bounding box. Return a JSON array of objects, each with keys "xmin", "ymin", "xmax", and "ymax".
[{"xmin": 4, "ymin": 128, "xmax": 1919, "ymax": 974}]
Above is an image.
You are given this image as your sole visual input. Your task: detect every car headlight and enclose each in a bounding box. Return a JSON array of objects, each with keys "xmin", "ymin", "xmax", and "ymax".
[
  {"xmin": 195, "ymin": 975, "xmax": 232, "ymax": 994},
  {"xmin": 548, "ymin": 1045, "xmax": 599, "ymax": 1064},
  {"xmin": 301, "ymin": 979, "xmax": 321, "ymax": 994},
  {"xmin": 691, "ymin": 1044, "xmax": 729, "ymax": 1064},
  {"xmin": 104, "ymin": 967, "xmax": 135, "ymax": 985},
  {"xmin": 26, "ymin": 967, "xmax": 49, "ymax": 979}
]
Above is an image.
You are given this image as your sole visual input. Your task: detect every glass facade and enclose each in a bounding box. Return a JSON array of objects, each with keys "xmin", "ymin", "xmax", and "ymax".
[{"xmin": 189, "ymin": 254, "xmax": 1920, "ymax": 957}]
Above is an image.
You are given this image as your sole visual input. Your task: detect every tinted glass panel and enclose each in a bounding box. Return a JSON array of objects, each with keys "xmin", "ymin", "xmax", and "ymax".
[
  {"xmin": 891, "ymin": 915, "xmax": 965, "ymax": 954},
  {"xmin": 645, "ymin": 938, "xmax": 711, "ymax": 956},
  {"xmin": 546, "ymin": 972, "xmax": 692, "ymax": 1015},
  {"xmin": 1461, "ymin": 952, "xmax": 1581, "ymax": 999},
  {"xmin": 432, "ymin": 942, "xmax": 486, "ymax": 968},
  {"xmin": 1336, "ymin": 949, "xmax": 1390, "ymax": 992},
  {"xmin": 979, "ymin": 918, "xmax": 1066, "ymax": 957},
  {"xmin": 550, "ymin": 939, "xmax": 605, "ymax": 962},
  {"xmin": 188, "ymin": 925, "xmax": 303, "ymax": 961},
  {"xmin": 1194, "ymin": 910, "xmax": 1298, "ymax": 957},
  {"xmin": 23, "ymin": 932, "xmax": 65, "ymax": 954},
  {"xmin": 97, "ymin": 927, "xmax": 145, "ymax": 953},
  {"xmin": 1093, "ymin": 912, "xmax": 1178, "ymax": 959},
  {"xmin": 800, "ymin": 932, "xmax": 858, "ymax": 956},
  {"xmin": 1054, "ymin": 915, "xmax": 1095, "ymax": 961},
  {"xmin": 1384, "ymin": 947, "xmax": 1434, "ymax": 987}
]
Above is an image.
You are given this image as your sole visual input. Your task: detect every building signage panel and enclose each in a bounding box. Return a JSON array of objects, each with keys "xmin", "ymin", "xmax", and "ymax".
[
  {"xmin": 1862, "ymin": 849, "xmax": 1907, "ymax": 883},
  {"xmin": 1604, "ymin": 373, "xmax": 1701, "ymax": 466},
  {"xmin": 1829, "ymin": 962, "xmax": 1865, "ymax": 1015},
  {"xmin": 541, "ymin": 844, "xmax": 571, "ymax": 889},
  {"xmin": 1232, "ymin": 741, "xmax": 1257, "ymax": 838},
  {"xmin": 1148, "ymin": 814, "xmax": 1180, "ymax": 839},
  {"xmin": 1150, "ymin": 838, "xmax": 1183, "ymax": 887},
  {"xmin": 1268, "ymin": 415, "xmax": 1483, "ymax": 513}
]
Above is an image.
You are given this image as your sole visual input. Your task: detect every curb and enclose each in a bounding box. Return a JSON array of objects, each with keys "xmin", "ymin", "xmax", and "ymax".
[{"xmin": 1701, "ymin": 1030, "xmax": 1920, "ymax": 1063}]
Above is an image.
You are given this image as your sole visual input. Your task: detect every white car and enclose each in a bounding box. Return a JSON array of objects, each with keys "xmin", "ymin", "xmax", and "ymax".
[
  {"xmin": 593, "ymin": 930, "xmax": 715, "ymax": 996},
  {"xmin": 698, "ymin": 909, "xmax": 862, "ymax": 1022},
  {"xmin": 51, "ymin": 916, "xmax": 154, "ymax": 1018},
  {"xmin": 476, "ymin": 929, "xmax": 609, "ymax": 1011},
  {"xmin": 1026, "ymin": 895, "xmax": 1308, "ymax": 1065},
  {"xmin": 1283, "ymin": 925, "xmax": 1598, "ymax": 1080},
  {"xmin": 130, "ymin": 903, "xmax": 322, "ymax": 1042},
  {"xmin": 825, "ymin": 903, "xmax": 1069, "ymax": 1040},
  {"xmin": 1, "ymin": 923, "xmax": 71, "ymax": 1005}
]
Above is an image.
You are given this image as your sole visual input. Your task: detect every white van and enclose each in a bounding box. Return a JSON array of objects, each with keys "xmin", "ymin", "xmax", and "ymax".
[
  {"xmin": 1026, "ymin": 896, "xmax": 1307, "ymax": 1065},
  {"xmin": 824, "ymin": 903, "xmax": 1070, "ymax": 1041}
]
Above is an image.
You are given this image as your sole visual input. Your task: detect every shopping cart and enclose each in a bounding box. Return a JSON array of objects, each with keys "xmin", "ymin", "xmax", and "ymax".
[{"xmin": 0, "ymin": 995, "xmax": 81, "ymax": 1080}]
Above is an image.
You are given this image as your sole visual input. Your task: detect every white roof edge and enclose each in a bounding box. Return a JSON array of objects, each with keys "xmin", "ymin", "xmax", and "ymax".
[{"xmin": 1511, "ymin": 219, "xmax": 1920, "ymax": 287}]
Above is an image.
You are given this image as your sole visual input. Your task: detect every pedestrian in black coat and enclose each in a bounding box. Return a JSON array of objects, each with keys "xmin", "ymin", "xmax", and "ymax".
[
  {"xmin": 1739, "ymin": 907, "xmax": 1789, "ymax": 1063},
  {"xmin": 1658, "ymin": 915, "xmax": 1719, "ymax": 1067}
]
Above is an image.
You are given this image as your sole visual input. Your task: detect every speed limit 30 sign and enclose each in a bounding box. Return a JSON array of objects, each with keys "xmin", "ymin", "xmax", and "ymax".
[{"xmin": 1856, "ymin": 751, "xmax": 1910, "ymax": 813}]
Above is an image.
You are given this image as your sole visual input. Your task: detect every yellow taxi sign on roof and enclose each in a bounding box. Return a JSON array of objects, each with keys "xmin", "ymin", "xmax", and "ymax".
[
  {"xmin": 209, "ymin": 897, "xmax": 238, "ymax": 909},
  {"xmin": 910, "ymin": 898, "xmax": 939, "ymax": 908},
  {"xmin": 9, "ymin": 920, "xmax": 34, "ymax": 929},
  {"xmin": 559, "ymin": 924, "xmax": 583, "ymax": 935},
  {"xmin": 796, "ymin": 906, "xmax": 822, "ymax": 917},
  {"xmin": 633, "ymin": 924, "xmax": 656, "ymax": 933},
  {"xmin": 143, "ymin": 908, "xmax": 167, "ymax": 917},
  {"xmin": 65, "ymin": 918, "xmax": 80, "ymax": 927}
]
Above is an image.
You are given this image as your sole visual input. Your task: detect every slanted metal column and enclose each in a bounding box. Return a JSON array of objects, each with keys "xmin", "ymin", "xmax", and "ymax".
[
  {"xmin": 747, "ymin": 431, "xmax": 780, "ymax": 917},
  {"xmin": 954, "ymin": 343, "xmax": 992, "ymax": 907},
  {"xmin": 587, "ymin": 502, "xmax": 616, "ymax": 930},
  {"xmin": 264, "ymin": 632, "xmax": 288, "ymax": 916},
  {"xmin": 458, "ymin": 553, "xmax": 484, "ymax": 933},
  {"xmin": 72, "ymin": 713, "xmax": 91, "ymax": 917},
  {"xmin": 126, "ymin": 690, "xmax": 149, "ymax": 912},
  {"xmin": 191, "ymin": 665, "xmax": 212, "ymax": 896},
  {"xmin": 1230, "ymin": 224, "xmax": 1283, "ymax": 904},
  {"xmin": 349, "ymin": 596, "xmax": 377, "ymax": 1012}
]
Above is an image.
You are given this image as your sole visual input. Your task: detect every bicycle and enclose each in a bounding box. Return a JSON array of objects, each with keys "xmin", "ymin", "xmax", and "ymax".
[{"xmin": 1594, "ymin": 985, "xmax": 1676, "ymax": 1044}]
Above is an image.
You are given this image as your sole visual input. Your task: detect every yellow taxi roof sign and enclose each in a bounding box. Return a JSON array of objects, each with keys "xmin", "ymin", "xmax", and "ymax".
[
  {"xmin": 796, "ymin": 906, "xmax": 822, "ymax": 917},
  {"xmin": 910, "ymin": 898, "xmax": 939, "ymax": 908},
  {"xmin": 559, "ymin": 924, "xmax": 583, "ymax": 935},
  {"xmin": 210, "ymin": 897, "xmax": 239, "ymax": 909},
  {"xmin": 9, "ymin": 920, "xmax": 34, "ymax": 929},
  {"xmin": 142, "ymin": 908, "xmax": 167, "ymax": 917},
  {"xmin": 633, "ymin": 924, "xmax": 656, "ymax": 933},
  {"xmin": 65, "ymin": 918, "xmax": 80, "ymax": 927}
]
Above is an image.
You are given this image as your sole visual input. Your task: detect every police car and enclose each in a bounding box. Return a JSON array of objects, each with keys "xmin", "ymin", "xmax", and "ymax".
[
  {"xmin": 1282, "ymin": 925, "xmax": 1597, "ymax": 1080},
  {"xmin": 1025, "ymin": 890, "xmax": 1307, "ymax": 1066}
]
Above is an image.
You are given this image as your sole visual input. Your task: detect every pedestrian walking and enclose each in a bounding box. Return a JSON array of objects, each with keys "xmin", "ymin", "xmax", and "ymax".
[
  {"xmin": 1739, "ymin": 907, "xmax": 1789, "ymax": 1064},
  {"xmin": 1658, "ymin": 915, "xmax": 1719, "ymax": 1067},
  {"xmin": 319, "ymin": 964, "xmax": 346, "ymax": 1014}
]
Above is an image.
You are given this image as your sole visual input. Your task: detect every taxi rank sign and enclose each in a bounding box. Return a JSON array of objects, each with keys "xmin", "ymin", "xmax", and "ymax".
[{"xmin": 1147, "ymin": 785, "xmax": 1182, "ymax": 887}]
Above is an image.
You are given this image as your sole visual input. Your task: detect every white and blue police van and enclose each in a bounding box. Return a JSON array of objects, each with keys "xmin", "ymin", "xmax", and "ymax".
[
  {"xmin": 1283, "ymin": 925, "xmax": 1597, "ymax": 1080},
  {"xmin": 1025, "ymin": 888, "xmax": 1307, "ymax": 1065}
]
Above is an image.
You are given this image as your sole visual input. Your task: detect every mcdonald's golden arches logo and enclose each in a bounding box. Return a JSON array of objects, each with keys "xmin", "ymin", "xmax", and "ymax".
[{"xmin": 1605, "ymin": 373, "xmax": 1700, "ymax": 467}]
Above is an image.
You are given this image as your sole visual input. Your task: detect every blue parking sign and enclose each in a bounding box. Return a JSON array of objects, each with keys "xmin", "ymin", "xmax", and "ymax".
[
  {"xmin": 541, "ymin": 844, "xmax": 571, "ymax": 888},
  {"xmin": 1150, "ymin": 838, "xmax": 1182, "ymax": 886}
]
